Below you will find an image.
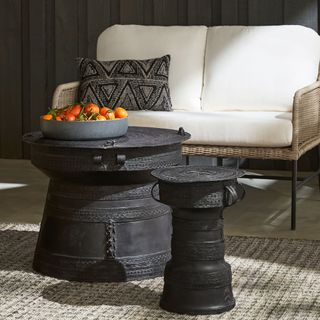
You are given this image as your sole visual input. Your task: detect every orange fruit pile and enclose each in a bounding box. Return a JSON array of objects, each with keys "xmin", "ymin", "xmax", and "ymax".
[{"xmin": 42, "ymin": 103, "xmax": 128, "ymax": 122}]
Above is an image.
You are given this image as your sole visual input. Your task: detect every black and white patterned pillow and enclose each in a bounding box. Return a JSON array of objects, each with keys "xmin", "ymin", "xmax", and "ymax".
[{"xmin": 77, "ymin": 55, "xmax": 172, "ymax": 111}]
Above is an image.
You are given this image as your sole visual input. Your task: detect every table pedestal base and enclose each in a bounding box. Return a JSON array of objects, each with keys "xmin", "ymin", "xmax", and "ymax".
[
  {"xmin": 33, "ymin": 179, "xmax": 172, "ymax": 282},
  {"xmin": 160, "ymin": 208, "xmax": 235, "ymax": 315},
  {"xmin": 160, "ymin": 285, "xmax": 235, "ymax": 315}
]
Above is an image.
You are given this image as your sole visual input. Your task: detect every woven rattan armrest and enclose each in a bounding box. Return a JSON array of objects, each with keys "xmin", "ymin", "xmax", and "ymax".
[
  {"xmin": 52, "ymin": 81, "xmax": 80, "ymax": 109},
  {"xmin": 292, "ymin": 81, "xmax": 320, "ymax": 157}
]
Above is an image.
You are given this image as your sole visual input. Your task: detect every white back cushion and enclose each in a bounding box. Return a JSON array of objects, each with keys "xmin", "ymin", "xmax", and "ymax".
[
  {"xmin": 202, "ymin": 25, "xmax": 320, "ymax": 112},
  {"xmin": 97, "ymin": 24, "xmax": 207, "ymax": 111}
]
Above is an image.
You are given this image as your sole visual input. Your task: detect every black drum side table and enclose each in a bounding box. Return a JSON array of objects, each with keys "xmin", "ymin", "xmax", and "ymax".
[
  {"xmin": 23, "ymin": 127, "xmax": 190, "ymax": 282},
  {"xmin": 152, "ymin": 166, "xmax": 245, "ymax": 315}
]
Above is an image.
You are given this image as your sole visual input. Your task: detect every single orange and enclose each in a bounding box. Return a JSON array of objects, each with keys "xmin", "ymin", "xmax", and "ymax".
[
  {"xmin": 114, "ymin": 107, "xmax": 128, "ymax": 119},
  {"xmin": 70, "ymin": 104, "xmax": 82, "ymax": 117},
  {"xmin": 55, "ymin": 116, "xmax": 62, "ymax": 121},
  {"xmin": 65, "ymin": 113, "xmax": 76, "ymax": 121},
  {"xmin": 43, "ymin": 114, "xmax": 53, "ymax": 120},
  {"xmin": 96, "ymin": 115, "xmax": 107, "ymax": 121},
  {"xmin": 105, "ymin": 110, "xmax": 116, "ymax": 120},
  {"xmin": 84, "ymin": 103, "xmax": 100, "ymax": 114},
  {"xmin": 100, "ymin": 107, "xmax": 111, "ymax": 117},
  {"xmin": 59, "ymin": 110, "xmax": 69, "ymax": 120}
]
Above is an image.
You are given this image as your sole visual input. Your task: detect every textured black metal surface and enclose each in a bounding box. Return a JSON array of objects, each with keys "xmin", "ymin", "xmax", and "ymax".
[
  {"xmin": 33, "ymin": 180, "xmax": 173, "ymax": 282},
  {"xmin": 152, "ymin": 180, "xmax": 245, "ymax": 209},
  {"xmin": 153, "ymin": 166, "xmax": 245, "ymax": 315},
  {"xmin": 152, "ymin": 166, "xmax": 245, "ymax": 183},
  {"xmin": 23, "ymin": 126, "xmax": 190, "ymax": 149},
  {"xmin": 30, "ymin": 143, "xmax": 183, "ymax": 176},
  {"xmin": 24, "ymin": 127, "xmax": 189, "ymax": 282}
]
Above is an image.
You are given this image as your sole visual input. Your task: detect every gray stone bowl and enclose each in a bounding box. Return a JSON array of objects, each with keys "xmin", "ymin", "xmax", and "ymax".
[{"xmin": 40, "ymin": 117, "xmax": 128, "ymax": 140}]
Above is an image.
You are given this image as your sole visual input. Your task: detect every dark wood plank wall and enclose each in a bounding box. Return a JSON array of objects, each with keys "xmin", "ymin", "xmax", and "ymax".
[{"xmin": 0, "ymin": 0, "xmax": 319, "ymax": 170}]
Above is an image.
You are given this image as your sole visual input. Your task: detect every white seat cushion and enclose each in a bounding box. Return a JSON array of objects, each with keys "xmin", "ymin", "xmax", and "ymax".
[
  {"xmin": 202, "ymin": 25, "xmax": 320, "ymax": 112},
  {"xmin": 97, "ymin": 24, "xmax": 207, "ymax": 112},
  {"xmin": 128, "ymin": 111, "xmax": 293, "ymax": 147}
]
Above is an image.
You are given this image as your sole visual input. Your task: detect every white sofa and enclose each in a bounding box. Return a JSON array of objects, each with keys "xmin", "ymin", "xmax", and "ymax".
[
  {"xmin": 53, "ymin": 24, "xmax": 320, "ymax": 230},
  {"xmin": 96, "ymin": 25, "xmax": 320, "ymax": 149}
]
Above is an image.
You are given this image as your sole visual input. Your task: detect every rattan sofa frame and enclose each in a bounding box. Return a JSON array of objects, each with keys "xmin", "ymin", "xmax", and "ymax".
[{"xmin": 52, "ymin": 79, "xmax": 320, "ymax": 230}]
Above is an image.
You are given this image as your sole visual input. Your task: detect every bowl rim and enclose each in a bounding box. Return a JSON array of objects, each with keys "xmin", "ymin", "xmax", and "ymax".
[{"xmin": 40, "ymin": 116, "xmax": 128, "ymax": 123}]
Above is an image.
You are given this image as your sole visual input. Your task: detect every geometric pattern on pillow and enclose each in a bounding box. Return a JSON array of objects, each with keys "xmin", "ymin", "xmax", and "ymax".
[{"xmin": 77, "ymin": 55, "xmax": 172, "ymax": 111}]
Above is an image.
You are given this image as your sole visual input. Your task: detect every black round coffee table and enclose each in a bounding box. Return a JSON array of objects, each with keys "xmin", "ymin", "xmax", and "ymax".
[{"xmin": 23, "ymin": 127, "xmax": 190, "ymax": 282}]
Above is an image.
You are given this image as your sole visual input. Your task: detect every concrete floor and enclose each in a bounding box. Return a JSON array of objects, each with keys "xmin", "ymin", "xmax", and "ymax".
[{"xmin": 0, "ymin": 159, "xmax": 319, "ymax": 240}]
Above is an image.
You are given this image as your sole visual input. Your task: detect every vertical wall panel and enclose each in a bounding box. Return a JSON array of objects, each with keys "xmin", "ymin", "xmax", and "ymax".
[
  {"xmin": 21, "ymin": 0, "xmax": 31, "ymax": 158},
  {"xmin": 120, "ymin": 0, "xmax": 144, "ymax": 24},
  {"xmin": 78, "ymin": 0, "xmax": 88, "ymax": 57},
  {"xmin": 45, "ymin": 0, "xmax": 56, "ymax": 110},
  {"xmin": 21, "ymin": 0, "xmax": 48, "ymax": 158},
  {"xmin": 55, "ymin": 0, "xmax": 79, "ymax": 84},
  {"xmin": 221, "ymin": 0, "xmax": 239, "ymax": 25},
  {"xmin": 248, "ymin": 0, "xmax": 284, "ymax": 25},
  {"xmin": 0, "ymin": 0, "xmax": 23, "ymax": 158},
  {"xmin": 143, "ymin": 0, "xmax": 153, "ymax": 25},
  {"xmin": 110, "ymin": 0, "xmax": 121, "ymax": 25},
  {"xmin": 29, "ymin": 0, "xmax": 47, "ymax": 127},
  {"xmin": 188, "ymin": 0, "xmax": 212, "ymax": 26},
  {"xmin": 284, "ymin": 0, "xmax": 318, "ymax": 31},
  {"xmin": 177, "ymin": 0, "xmax": 187, "ymax": 25},
  {"xmin": 211, "ymin": 0, "xmax": 222, "ymax": 26},
  {"xmin": 87, "ymin": 0, "xmax": 112, "ymax": 58},
  {"xmin": 153, "ymin": 0, "xmax": 179, "ymax": 25},
  {"xmin": 238, "ymin": 0, "xmax": 248, "ymax": 25}
]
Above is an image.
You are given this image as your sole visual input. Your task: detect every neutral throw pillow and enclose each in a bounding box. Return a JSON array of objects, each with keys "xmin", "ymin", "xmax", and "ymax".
[{"xmin": 77, "ymin": 55, "xmax": 172, "ymax": 111}]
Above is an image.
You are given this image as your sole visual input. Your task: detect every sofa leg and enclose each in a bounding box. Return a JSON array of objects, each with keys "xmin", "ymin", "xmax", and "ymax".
[
  {"xmin": 236, "ymin": 158, "xmax": 240, "ymax": 169},
  {"xmin": 291, "ymin": 160, "xmax": 298, "ymax": 231},
  {"xmin": 186, "ymin": 155, "xmax": 190, "ymax": 165},
  {"xmin": 318, "ymin": 145, "xmax": 320, "ymax": 191},
  {"xmin": 217, "ymin": 157, "xmax": 223, "ymax": 166}
]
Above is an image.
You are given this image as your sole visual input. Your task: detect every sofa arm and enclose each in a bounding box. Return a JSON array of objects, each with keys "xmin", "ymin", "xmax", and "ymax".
[
  {"xmin": 292, "ymin": 81, "xmax": 320, "ymax": 152},
  {"xmin": 52, "ymin": 81, "xmax": 80, "ymax": 109}
]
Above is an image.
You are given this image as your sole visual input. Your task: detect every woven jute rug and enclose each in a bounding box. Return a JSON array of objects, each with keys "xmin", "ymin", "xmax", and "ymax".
[{"xmin": 0, "ymin": 223, "xmax": 319, "ymax": 320}]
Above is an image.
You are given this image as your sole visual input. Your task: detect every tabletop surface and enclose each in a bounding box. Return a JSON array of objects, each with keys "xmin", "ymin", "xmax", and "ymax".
[
  {"xmin": 23, "ymin": 126, "xmax": 190, "ymax": 150},
  {"xmin": 152, "ymin": 166, "xmax": 245, "ymax": 183}
]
